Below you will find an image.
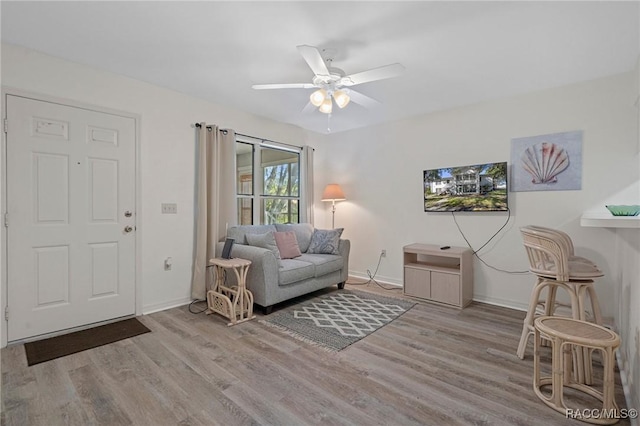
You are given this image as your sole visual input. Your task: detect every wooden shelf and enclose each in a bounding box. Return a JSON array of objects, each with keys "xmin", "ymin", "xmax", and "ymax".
[
  {"xmin": 403, "ymin": 243, "xmax": 473, "ymax": 309},
  {"xmin": 404, "ymin": 262, "xmax": 460, "ymax": 274}
]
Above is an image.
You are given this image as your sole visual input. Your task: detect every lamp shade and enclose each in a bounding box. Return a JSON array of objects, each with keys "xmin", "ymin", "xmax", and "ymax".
[
  {"xmin": 310, "ymin": 89, "xmax": 327, "ymax": 107},
  {"xmin": 321, "ymin": 184, "xmax": 346, "ymax": 201},
  {"xmin": 319, "ymin": 97, "xmax": 333, "ymax": 114},
  {"xmin": 333, "ymin": 90, "xmax": 350, "ymax": 108}
]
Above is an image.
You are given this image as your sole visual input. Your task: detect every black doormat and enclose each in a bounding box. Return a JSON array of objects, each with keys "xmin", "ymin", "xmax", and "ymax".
[{"xmin": 24, "ymin": 318, "xmax": 151, "ymax": 366}]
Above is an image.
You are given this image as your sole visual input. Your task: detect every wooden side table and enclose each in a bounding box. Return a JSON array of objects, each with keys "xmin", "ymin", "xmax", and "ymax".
[{"xmin": 207, "ymin": 258, "xmax": 255, "ymax": 326}]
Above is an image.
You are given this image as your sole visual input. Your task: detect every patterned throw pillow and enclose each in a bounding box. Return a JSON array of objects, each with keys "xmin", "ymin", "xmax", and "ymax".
[
  {"xmin": 307, "ymin": 228, "xmax": 343, "ymax": 255},
  {"xmin": 245, "ymin": 231, "xmax": 281, "ymax": 259}
]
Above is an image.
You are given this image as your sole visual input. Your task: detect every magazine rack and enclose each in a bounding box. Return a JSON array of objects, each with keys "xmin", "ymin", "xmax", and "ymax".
[{"xmin": 207, "ymin": 258, "xmax": 255, "ymax": 326}]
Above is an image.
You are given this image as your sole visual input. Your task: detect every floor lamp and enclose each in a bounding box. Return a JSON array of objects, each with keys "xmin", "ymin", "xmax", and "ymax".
[{"xmin": 321, "ymin": 184, "xmax": 346, "ymax": 229}]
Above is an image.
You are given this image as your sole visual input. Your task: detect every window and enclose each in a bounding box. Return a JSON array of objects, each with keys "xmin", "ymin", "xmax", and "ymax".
[
  {"xmin": 236, "ymin": 142, "xmax": 254, "ymax": 225},
  {"xmin": 236, "ymin": 137, "xmax": 302, "ymax": 225}
]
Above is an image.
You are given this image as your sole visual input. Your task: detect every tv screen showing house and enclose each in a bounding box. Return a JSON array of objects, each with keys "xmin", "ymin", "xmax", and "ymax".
[{"xmin": 424, "ymin": 162, "xmax": 508, "ymax": 212}]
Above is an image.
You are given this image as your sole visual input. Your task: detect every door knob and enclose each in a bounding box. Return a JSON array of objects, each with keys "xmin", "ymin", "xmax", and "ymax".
[
  {"xmin": 124, "ymin": 211, "xmax": 133, "ymax": 217},
  {"xmin": 124, "ymin": 226, "xmax": 134, "ymax": 233}
]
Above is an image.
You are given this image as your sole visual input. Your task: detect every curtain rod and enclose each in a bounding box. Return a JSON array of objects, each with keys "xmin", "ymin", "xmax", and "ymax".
[
  {"xmin": 194, "ymin": 123, "xmax": 224, "ymax": 133},
  {"xmin": 193, "ymin": 123, "xmax": 304, "ymax": 150}
]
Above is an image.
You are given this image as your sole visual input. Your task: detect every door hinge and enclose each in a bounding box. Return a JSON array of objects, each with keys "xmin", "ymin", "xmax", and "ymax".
[
  {"xmin": 4, "ymin": 307, "xmax": 8, "ymax": 321},
  {"xmin": 3, "ymin": 119, "xmax": 7, "ymax": 133},
  {"xmin": 4, "ymin": 212, "xmax": 8, "ymax": 227}
]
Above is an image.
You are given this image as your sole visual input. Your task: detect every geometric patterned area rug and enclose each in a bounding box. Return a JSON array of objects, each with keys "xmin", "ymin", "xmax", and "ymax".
[{"xmin": 259, "ymin": 289, "xmax": 415, "ymax": 351}]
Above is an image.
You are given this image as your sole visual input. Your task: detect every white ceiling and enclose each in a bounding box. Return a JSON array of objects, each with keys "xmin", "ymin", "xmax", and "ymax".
[{"xmin": 2, "ymin": 1, "xmax": 638, "ymax": 135}]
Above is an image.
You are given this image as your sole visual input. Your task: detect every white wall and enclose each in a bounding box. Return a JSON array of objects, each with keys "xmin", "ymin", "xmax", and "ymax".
[
  {"xmin": 314, "ymin": 72, "xmax": 637, "ymax": 319},
  {"xmin": 614, "ymin": 226, "xmax": 640, "ymax": 422},
  {"xmin": 612, "ymin": 54, "xmax": 640, "ymax": 420},
  {"xmin": 0, "ymin": 43, "xmax": 312, "ymax": 321}
]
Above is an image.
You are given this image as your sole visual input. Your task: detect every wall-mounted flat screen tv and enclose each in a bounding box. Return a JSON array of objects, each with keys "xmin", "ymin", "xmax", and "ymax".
[{"xmin": 424, "ymin": 162, "xmax": 508, "ymax": 212}]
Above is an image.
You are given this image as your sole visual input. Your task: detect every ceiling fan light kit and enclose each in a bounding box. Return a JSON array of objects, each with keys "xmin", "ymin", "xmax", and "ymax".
[
  {"xmin": 319, "ymin": 98, "xmax": 333, "ymax": 114},
  {"xmin": 310, "ymin": 88, "xmax": 350, "ymax": 114},
  {"xmin": 252, "ymin": 44, "xmax": 404, "ymax": 115},
  {"xmin": 333, "ymin": 90, "xmax": 350, "ymax": 109},
  {"xmin": 310, "ymin": 88, "xmax": 327, "ymax": 107}
]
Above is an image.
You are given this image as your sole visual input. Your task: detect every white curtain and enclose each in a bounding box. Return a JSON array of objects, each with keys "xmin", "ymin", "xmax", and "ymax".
[
  {"xmin": 191, "ymin": 123, "xmax": 237, "ymax": 300},
  {"xmin": 303, "ymin": 146, "xmax": 315, "ymax": 225}
]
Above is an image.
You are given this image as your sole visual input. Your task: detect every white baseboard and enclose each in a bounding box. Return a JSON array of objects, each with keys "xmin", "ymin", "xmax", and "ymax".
[
  {"xmin": 349, "ymin": 271, "xmax": 531, "ymax": 311},
  {"xmin": 347, "ymin": 271, "xmax": 402, "ymax": 287},
  {"xmin": 472, "ymin": 294, "xmax": 528, "ymax": 311},
  {"xmin": 142, "ymin": 297, "xmax": 192, "ymax": 315}
]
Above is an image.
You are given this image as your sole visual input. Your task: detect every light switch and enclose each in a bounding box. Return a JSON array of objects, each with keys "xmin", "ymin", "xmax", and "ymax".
[{"xmin": 161, "ymin": 203, "xmax": 177, "ymax": 214}]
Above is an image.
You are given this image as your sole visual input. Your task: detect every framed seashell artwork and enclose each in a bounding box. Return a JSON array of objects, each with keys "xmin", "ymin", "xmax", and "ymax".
[{"xmin": 510, "ymin": 130, "xmax": 583, "ymax": 192}]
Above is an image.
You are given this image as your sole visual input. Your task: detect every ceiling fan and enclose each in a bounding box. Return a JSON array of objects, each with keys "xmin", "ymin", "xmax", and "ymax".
[{"xmin": 252, "ymin": 45, "xmax": 405, "ymax": 114}]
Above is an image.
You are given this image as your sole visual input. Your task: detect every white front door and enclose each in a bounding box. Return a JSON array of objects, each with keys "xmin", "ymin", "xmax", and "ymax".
[{"xmin": 5, "ymin": 95, "xmax": 136, "ymax": 342}]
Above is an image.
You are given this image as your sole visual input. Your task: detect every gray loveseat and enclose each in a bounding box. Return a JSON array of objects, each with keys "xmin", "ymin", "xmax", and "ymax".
[{"xmin": 216, "ymin": 223, "xmax": 350, "ymax": 314}]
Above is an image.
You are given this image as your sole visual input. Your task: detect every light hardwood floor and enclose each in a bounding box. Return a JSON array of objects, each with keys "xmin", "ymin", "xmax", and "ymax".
[{"xmin": 1, "ymin": 282, "xmax": 631, "ymax": 426}]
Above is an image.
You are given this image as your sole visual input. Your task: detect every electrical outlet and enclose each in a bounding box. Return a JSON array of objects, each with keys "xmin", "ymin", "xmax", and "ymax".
[
  {"xmin": 381, "ymin": 249, "xmax": 386, "ymax": 257},
  {"xmin": 161, "ymin": 203, "xmax": 177, "ymax": 214}
]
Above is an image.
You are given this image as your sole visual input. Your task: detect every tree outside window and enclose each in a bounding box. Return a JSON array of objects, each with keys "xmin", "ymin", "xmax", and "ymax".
[
  {"xmin": 261, "ymin": 148, "xmax": 299, "ymax": 224},
  {"xmin": 236, "ymin": 139, "xmax": 301, "ymax": 225}
]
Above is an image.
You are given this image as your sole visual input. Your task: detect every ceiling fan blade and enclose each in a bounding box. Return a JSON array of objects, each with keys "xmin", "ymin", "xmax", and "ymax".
[
  {"xmin": 296, "ymin": 45, "xmax": 330, "ymax": 77},
  {"xmin": 252, "ymin": 83, "xmax": 316, "ymax": 90},
  {"xmin": 347, "ymin": 89, "xmax": 381, "ymax": 109},
  {"xmin": 301, "ymin": 102, "xmax": 316, "ymax": 113},
  {"xmin": 340, "ymin": 63, "xmax": 405, "ymax": 86}
]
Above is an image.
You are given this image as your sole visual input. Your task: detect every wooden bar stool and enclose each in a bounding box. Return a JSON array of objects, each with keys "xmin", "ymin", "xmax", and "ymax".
[
  {"xmin": 526, "ymin": 225, "xmax": 599, "ymax": 267},
  {"xmin": 533, "ymin": 317, "xmax": 620, "ymax": 425},
  {"xmin": 518, "ymin": 226, "xmax": 604, "ymax": 384}
]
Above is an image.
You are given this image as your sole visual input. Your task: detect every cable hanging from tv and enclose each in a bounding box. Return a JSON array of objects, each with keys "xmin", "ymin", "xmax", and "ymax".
[{"xmin": 451, "ymin": 208, "xmax": 529, "ymax": 275}]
